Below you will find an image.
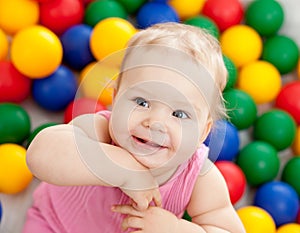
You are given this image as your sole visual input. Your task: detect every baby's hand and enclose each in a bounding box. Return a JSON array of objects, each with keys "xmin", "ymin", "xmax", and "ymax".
[{"xmin": 121, "ymin": 187, "xmax": 162, "ymax": 211}]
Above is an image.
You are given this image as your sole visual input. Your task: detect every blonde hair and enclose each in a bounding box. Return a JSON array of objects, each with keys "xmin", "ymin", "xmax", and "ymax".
[{"xmin": 118, "ymin": 22, "xmax": 228, "ymax": 121}]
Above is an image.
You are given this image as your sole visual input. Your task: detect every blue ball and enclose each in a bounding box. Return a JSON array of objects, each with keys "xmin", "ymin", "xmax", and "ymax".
[
  {"xmin": 254, "ymin": 181, "xmax": 299, "ymax": 227},
  {"xmin": 136, "ymin": 2, "xmax": 179, "ymax": 29},
  {"xmin": 204, "ymin": 120, "xmax": 240, "ymax": 162},
  {"xmin": 60, "ymin": 24, "xmax": 95, "ymax": 70},
  {"xmin": 32, "ymin": 65, "xmax": 78, "ymax": 111},
  {"xmin": 0, "ymin": 201, "xmax": 2, "ymax": 223}
]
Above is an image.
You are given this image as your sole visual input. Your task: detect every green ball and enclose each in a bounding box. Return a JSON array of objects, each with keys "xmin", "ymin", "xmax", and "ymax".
[
  {"xmin": 223, "ymin": 55, "xmax": 238, "ymax": 90},
  {"xmin": 84, "ymin": 0, "xmax": 128, "ymax": 27},
  {"xmin": 245, "ymin": 0, "xmax": 284, "ymax": 37},
  {"xmin": 223, "ymin": 89, "xmax": 257, "ymax": 130},
  {"xmin": 182, "ymin": 211, "xmax": 191, "ymax": 222},
  {"xmin": 282, "ymin": 157, "xmax": 300, "ymax": 196},
  {"xmin": 117, "ymin": 0, "xmax": 146, "ymax": 14},
  {"xmin": 0, "ymin": 103, "xmax": 31, "ymax": 144},
  {"xmin": 26, "ymin": 122, "xmax": 58, "ymax": 148},
  {"xmin": 236, "ymin": 141, "xmax": 280, "ymax": 186},
  {"xmin": 262, "ymin": 35, "xmax": 299, "ymax": 74},
  {"xmin": 253, "ymin": 109, "xmax": 297, "ymax": 151},
  {"xmin": 184, "ymin": 15, "xmax": 219, "ymax": 38}
]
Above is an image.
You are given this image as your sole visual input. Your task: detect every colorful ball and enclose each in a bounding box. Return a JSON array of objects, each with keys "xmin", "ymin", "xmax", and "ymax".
[
  {"xmin": 245, "ymin": 0, "xmax": 284, "ymax": 37},
  {"xmin": 117, "ymin": 0, "xmax": 146, "ymax": 14},
  {"xmin": 254, "ymin": 181, "xmax": 299, "ymax": 227},
  {"xmin": 0, "ymin": 28, "xmax": 8, "ymax": 60},
  {"xmin": 0, "ymin": 143, "xmax": 33, "ymax": 194},
  {"xmin": 64, "ymin": 97, "xmax": 106, "ymax": 123},
  {"xmin": 169, "ymin": 0, "xmax": 205, "ymax": 20},
  {"xmin": 292, "ymin": 125, "xmax": 300, "ymax": 154},
  {"xmin": 281, "ymin": 157, "xmax": 300, "ymax": 196},
  {"xmin": 205, "ymin": 120, "xmax": 240, "ymax": 162},
  {"xmin": 220, "ymin": 24, "xmax": 262, "ymax": 68},
  {"xmin": 0, "ymin": 103, "xmax": 31, "ymax": 144},
  {"xmin": 11, "ymin": 25, "xmax": 63, "ymax": 78},
  {"xmin": 276, "ymin": 81, "xmax": 300, "ymax": 124},
  {"xmin": 39, "ymin": 0, "xmax": 84, "ymax": 35},
  {"xmin": 237, "ymin": 206, "xmax": 276, "ymax": 233},
  {"xmin": 253, "ymin": 109, "xmax": 297, "ymax": 151},
  {"xmin": 262, "ymin": 35, "xmax": 299, "ymax": 74},
  {"xmin": 90, "ymin": 17, "xmax": 136, "ymax": 60},
  {"xmin": 237, "ymin": 60, "xmax": 281, "ymax": 104},
  {"xmin": 236, "ymin": 141, "xmax": 280, "ymax": 186},
  {"xmin": 277, "ymin": 223, "xmax": 300, "ymax": 233},
  {"xmin": 202, "ymin": 0, "xmax": 244, "ymax": 32},
  {"xmin": 223, "ymin": 88, "xmax": 257, "ymax": 130},
  {"xmin": 223, "ymin": 55, "xmax": 237, "ymax": 90},
  {"xmin": 60, "ymin": 24, "xmax": 95, "ymax": 70},
  {"xmin": 0, "ymin": 0, "xmax": 39, "ymax": 35},
  {"xmin": 84, "ymin": 0, "xmax": 127, "ymax": 27},
  {"xmin": 136, "ymin": 2, "xmax": 179, "ymax": 29},
  {"xmin": 32, "ymin": 65, "xmax": 78, "ymax": 111},
  {"xmin": 184, "ymin": 15, "xmax": 219, "ymax": 38},
  {"xmin": 0, "ymin": 61, "xmax": 32, "ymax": 103},
  {"xmin": 215, "ymin": 161, "xmax": 246, "ymax": 204}
]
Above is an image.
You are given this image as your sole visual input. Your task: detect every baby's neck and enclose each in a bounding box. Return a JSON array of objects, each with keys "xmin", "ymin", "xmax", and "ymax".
[{"xmin": 150, "ymin": 166, "xmax": 179, "ymax": 186}]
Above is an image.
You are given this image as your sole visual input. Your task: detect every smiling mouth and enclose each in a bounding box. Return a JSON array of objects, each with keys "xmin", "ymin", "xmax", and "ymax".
[{"xmin": 132, "ymin": 136, "xmax": 167, "ymax": 149}]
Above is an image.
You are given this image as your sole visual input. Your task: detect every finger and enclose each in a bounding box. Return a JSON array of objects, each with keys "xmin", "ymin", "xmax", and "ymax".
[
  {"xmin": 111, "ymin": 205, "xmax": 144, "ymax": 217},
  {"xmin": 153, "ymin": 190, "xmax": 162, "ymax": 207},
  {"xmin": 122, "ymin": 216, "xmax": 144, "ymax": 231},
  {"xmin": 133, "ymin": 198, "xmax": 148, "ymax": 211}
]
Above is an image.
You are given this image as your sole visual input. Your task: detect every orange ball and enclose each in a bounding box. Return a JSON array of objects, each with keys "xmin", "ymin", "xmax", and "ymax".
[
  {"xmin": 0, "ymin": 28, "xmax": 8, "ymax": 61},
  {"xmin": 292, "ymin": 125, "xmax": 300, "ymax": 155}
]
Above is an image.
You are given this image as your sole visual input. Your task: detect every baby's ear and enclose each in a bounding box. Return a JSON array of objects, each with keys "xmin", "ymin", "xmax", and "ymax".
[{"xmin": 199, "ymin": 118, "xmax": 213, "ymax": 146}]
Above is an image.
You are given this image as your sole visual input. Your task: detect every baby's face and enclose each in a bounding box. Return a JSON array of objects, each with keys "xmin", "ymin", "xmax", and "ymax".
[{"xmin": 109, "ymin": 66, "xmax": 211, "ymax": 169}]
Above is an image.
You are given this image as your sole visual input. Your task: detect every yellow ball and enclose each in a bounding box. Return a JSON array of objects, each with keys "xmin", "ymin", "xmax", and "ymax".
[
  {"xmin": 277, "ymin": 223, "xmax": 300, "ymax": 233},
  {"xmin": 237, "ymin": 60, "xmax": 281, "ymax": 104},
  {"xmin": 220, "ymin": 25, "xmax": 263, "ymax": 68},
  {"xmin": 292, "ymin": 125, "xmax": 300, "ymax": 154},
  {"xmin": 0, "ymin": 0, "xmax": 39, "ymax": 35},
  {"xmin": 237, "ymin": 206, "xmax": 276, "ymax": 233},
  {"xmin": 169, "ymin": 0, "xmax": 205, "ymax": 20},
  {"xmin": 0, "ymin": 28, "xmax": 8, "ymax": 61},
  {"xmin": 0, "ymin": 143, "xmax": 33, "ymax": 194},
  {"xmin": 90, "ymin": 17, "xmax": 136, "ymax": 61},
  {"xmin": 11, "ymin": 25, "xmax": 63, "ymax": 78}
]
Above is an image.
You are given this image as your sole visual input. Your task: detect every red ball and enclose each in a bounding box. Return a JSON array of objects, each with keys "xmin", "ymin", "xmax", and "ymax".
[
  {"xmin": 64, "ymin": 97, "xmax": 106, "ymax": 123},
  {"xmin": 39, "ymin": 0, "xmax": 84, "ymax": 35},
  {"xmin": 215, "ymin": 161, "xmax": 246, "ymax": 204},
  {"xmin": 202, "ymin": 0, "xmax": 244, "ymax": 31},
  {"xmin": 0, "ymin": 61, "xmax": 32, "ymax": 103},
  {"xmin": 275, "ymin": 81, "xmax": 300, "ymax": 124}
]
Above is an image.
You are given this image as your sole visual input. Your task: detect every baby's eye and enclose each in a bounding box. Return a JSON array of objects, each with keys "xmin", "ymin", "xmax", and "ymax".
[
  {"xmin": 135, "ymin": 97, "xmax": 149, "ymax": 108},
  {"xmin": 172, "ymin": 110, "xmax": 189, "ymax": 119}
]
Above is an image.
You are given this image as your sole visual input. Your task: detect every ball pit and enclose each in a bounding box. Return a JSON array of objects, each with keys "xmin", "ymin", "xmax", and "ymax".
[
  {"xmin": 281, "ymin": 157, "xmax": 300, "ymax": 196},
  {"xmin": 277, "ymin": 223, "xmax": 300, "ymax": 233},
  {"xmin": 0, "ymin": 28, "xmax": 8, "ymax": 60},
  {"xmin": 169, "ymin": 0, "xmax": 205, "ymax": 20}
]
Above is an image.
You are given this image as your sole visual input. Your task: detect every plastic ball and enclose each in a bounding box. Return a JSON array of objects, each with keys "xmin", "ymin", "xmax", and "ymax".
[
  {"xmin": 184, "ymin": 15, "xmax": 219, "ymax": 38},
  {"xmin": 39, "ymin": 0, "xmax": 84, "ymax": 35},
  {"xmin": 262, "ymin": 35, "xmax": 299, "ymax": 74},
  {"xmin": 254, "ymin": 181, "xmax": 299, "ymax": 227},
  {"xmin": 169, "ymin": 0, "xmax": 205, "ymax": 20},
  {"xmin": 0, "ymin": 201, "xmax": 2, "ymax": 222},
  {"xmin": 136, "ymin": 2, "xmax": 179, "ymax": 29},
  {"xmin": 276, "ymin": 81, "xmax": 300, "ymax": 124},
  {"xmin": 64, "ymin": 97, "xmax": 107, "ymax": 123},
  {"xmin": 0, "ymin": 0, "xmax": 39, "ymax": 35},
  {"xmin": 277, "ymin": 223, "xmax": 300, "ymax": 233},
  {"xmin": 202, "ymin": 0, "xmax": 244, "ymax": 32},
  {"xmin": 90, "ymin": 17, "xmax": 136, "ymax": 61},
  {"xmin": 32, "ymin": 65, "xmax": 78, "ymax": 111},
  {"xmin": 0, "ymin": 143, "xmax": 33, "ymax": 194},
  {"xmin": 0, "ymin": 61, "xmax": 32, "ymax": 103},
  {"xmin": 220, "ymin": 25, "xmax": 263, "ymax": 68},
  {"xmin": 292, "ymin": 125, "xmax": 300, "ymax": 154},
  {"xmin": 245, "ymin": 0, "xmax": 284, "ymax": 37},
  {"xmin": 26, "ymin": 122, "xmax": 58, "ymax": 148},
  {"xmin": 204, "ymin": 120, "xmax": 240, "ymax": 162},
  {"xmin": 0, "ymin": 28, "xmax": 8, "ymax": 60},
  {"xmin": 223, "ymin": 55, "xmax": 237, "ymax": 90},
  {"xmin": 223, "ymin": 88, "xmax": 257, "ymax": 130},
  {"xmin": 0, "ymin": 103, "xmax": 31, "ymax": 144},
  {"xmin": 215, "ymin": 161, "xmax": 246, "ymax": 204},
  {"xmin": 236, "ymin": 141, "xmax": 280, "ymax": 186},
  {"xmin": 237, "ymin": 60, "xmax": 281, "ymax": 104},
  {"xmin": 60, "ymin": 24, "xmax": 95, "ymax": 70},
  {"xmin": 117, "ymin": 0, "xmax": 146, "ymax": 14},
  {"xmin": 281, "ymin": 157, "xmax": 300, "ymax": 196},
  {"xmin": 298, "ymin": 60, "xmax": 300, "ymax": 79},
  {"xmin": 11, "ymin": 25, "xmax": 63, "ymax": 78},
  {"xmin": 253, "ymin": 109, "xmax": 296, "ymax": 151},
  {"xmin": 84, "ymin": 0, "xmax": 128, "ymax": 27}
]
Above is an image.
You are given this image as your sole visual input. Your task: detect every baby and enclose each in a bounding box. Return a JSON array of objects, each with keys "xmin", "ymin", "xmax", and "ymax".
[{"xmin": 23, "ymin": 23, "xmax": 245, "ymax": 233}]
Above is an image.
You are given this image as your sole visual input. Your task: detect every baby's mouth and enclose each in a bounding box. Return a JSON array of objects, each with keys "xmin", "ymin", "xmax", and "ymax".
[{"xmin": 132, "ymin": 135, "xmax": 167, "ymax": 149}]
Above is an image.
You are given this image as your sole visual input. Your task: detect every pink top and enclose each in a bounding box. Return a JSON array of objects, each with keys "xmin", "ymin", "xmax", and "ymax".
[{"xmin": 25, "ymin": 111, "xmax": 208, "ymax": 233}]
